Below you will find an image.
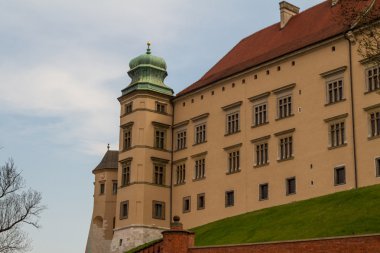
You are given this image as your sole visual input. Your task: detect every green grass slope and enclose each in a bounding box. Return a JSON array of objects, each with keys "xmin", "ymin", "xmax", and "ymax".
[{"xmin": 191, "ymin": 184, "xmax": 380, "ymax": 246}]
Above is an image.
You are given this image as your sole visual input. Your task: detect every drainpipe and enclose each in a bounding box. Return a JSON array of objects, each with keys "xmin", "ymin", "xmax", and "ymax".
[
  {"xmin": 345, "ymin": 32, "xmax": 359, "ymax": 189},
  {"xmin": 170, "ymin": 99, "xmax": 175, "ymax": 223}
]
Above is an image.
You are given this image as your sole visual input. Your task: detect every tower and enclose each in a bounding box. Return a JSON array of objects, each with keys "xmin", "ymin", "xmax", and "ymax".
[
  {"xmin": 86, "ymin": 146, "xmax": 118, "ymax": 253},
  {"xmin": 111, "ymin": 43, "xmax": 174, "ymax": 253}
]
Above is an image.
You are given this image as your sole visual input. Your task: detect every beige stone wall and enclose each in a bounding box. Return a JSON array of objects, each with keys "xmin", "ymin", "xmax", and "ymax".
[
  {"xmin": 115, "ymin": 91, "xmax": 172, "ymax": 234},
  {"xmin": 171, "ymin": 36, "xmax": 379, "ymax": 229}
]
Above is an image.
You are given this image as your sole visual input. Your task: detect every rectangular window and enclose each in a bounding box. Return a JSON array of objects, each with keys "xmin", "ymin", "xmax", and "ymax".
[
  {"xmin": 152, "ymin": 201, "xmax": 165, "ymax": 220},
  {"xmin": 254, "ymin": 103, "xmax": 268, "ymax": 126},
  {"xmin": 226, "ymin": 112, "xmax": 240, "ymax": 134},
  {"xmin": 376, "ymin": 157, "xmax": 380, "ymax": 177},
  {"xmin": 120, "ymin": 201, "xmax": 129, "ymax": 219},
  {"xmin": 279, "ymin": 136, "xmax": 293, "ymax": 160},
  {"xmin": 195, "ymin": 123, "xmax": 206, "ymax": 144},
  {"xmin": 278, "ymin": 95, "xmax": 292, "ymax": 119},
  {"xmin": 366, "ymin": 66, "xmax": 380, "ymax": 92},
  {"xmin": 125, "ymin": 102, "xmax": 133, "ymax": 114},
  {"xmin": 228, "ymin": 150, "xmax": 240, "ymax": 173},
  {"xmin": 225, "ymin": 190, "xmax": 234, "ymax": 207},
  {"xmin": 197, "ymin": 193, "xmax": 205, "ymax": 210},
  {"xmin": 121, "ymin": 162, "xmax": 131, "ymax": 186},
  {"xmin": 286, "ymin": 177, "xmax": 296, "ymax": 195},
  {"xmin": 100, "ymin": 183, "xmax": 105, "ymax": 195},
  {"xmin": 154, "ymin": 164, "xmax": 165, "ymax": 185},
  {"xmin": 176, "ymin": 164, "xmax": 186, "ymax": 185},
  {"xmin": 155, "ymin": 129, "xmax": 165, "ymax": 149},
  {"xmin": 112, "ymin": 182, "xmax": 118, "ymax": 195},
  {"xmin": 194, "ymin": 158, "xmax": 205, "ymax": 180},
  {"xmin": 335, "ymin": 166, "xmax": 346, "ymax": 185},
  {"xmin": 329, "ymin": 121, "xmax": 345, "ymax": 147},
  {"xmin": 327, "ymin": 79, "xmax": 344, "ymax": 104},
  {"xmin": 156, "ymin": 102, "xmax": 167, "ymax": 113},
  {"xmin": 256, "ymin": 142, "xmax": 269, "ymax": 166},
  {"xmin": 123, "ymin": 128, "xmax": 132, "ymax": 150},
  {"xmin": 259, "ymin": 183, "xmax": 269, "ymax": 201},
  {"xmin": 183, "ymin": 196, "xmax": 191, "ymax": 213},
  {"xmin": 176, "ymin": 130, "xmax": 187, "ymax": 150},
  {"xmin": 369, "ymin": 111, "xmax": 380, "ymax": 137}
]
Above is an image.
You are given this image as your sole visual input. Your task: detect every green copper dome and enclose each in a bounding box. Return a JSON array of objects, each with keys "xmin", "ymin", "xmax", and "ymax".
[{"xmin": 122, "ymin": 43, "xmax": 173, "ymax": 96}]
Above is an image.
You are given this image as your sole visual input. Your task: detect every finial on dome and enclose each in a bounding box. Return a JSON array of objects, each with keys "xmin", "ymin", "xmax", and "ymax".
[{"xmin": 146, "ymin": 41, "xmax": 151, "ymax": 55}]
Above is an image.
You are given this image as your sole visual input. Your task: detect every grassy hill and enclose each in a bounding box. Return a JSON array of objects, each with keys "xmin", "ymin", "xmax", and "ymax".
[{"xmin": 191, "ymin": 184, "xmax": 380, "ymax": 246}]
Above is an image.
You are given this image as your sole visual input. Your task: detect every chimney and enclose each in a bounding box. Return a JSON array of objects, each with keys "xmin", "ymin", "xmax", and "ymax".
[{"xmin": 279, "ymin": 1, "xmax": 300, "ymax": 29}]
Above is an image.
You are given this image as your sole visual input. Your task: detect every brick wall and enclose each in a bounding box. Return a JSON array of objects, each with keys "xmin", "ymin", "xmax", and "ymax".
[{"xmin": 189, "ymin": 235, "xmax": 380, "ymax": 253}]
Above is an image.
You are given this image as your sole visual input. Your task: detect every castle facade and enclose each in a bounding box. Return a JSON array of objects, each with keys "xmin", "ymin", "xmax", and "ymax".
[{"xmin": 86, "ymin": 1, "xmax": 380, "ymax": 252}]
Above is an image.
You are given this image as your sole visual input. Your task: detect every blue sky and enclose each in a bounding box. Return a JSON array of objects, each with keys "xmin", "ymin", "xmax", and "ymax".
[{"xmin": 0, "ymin": 1, "xmax": 323, "ymax": 252}]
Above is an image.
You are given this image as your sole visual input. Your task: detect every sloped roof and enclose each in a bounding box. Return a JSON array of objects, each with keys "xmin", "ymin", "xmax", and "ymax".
[
  {"xmin": 93, "ymin": 150, "xmax": 118, "ymax": 173},
  {"xmin": 176, "ymin": 0, "xmax": 371, "ymax": 97}
]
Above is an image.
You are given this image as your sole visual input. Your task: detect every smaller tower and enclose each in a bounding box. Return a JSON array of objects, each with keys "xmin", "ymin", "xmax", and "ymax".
[
  {"xmin": 111, "ymin": 43, "xmax": 174, "ymax": 252},
  {"xmin": 86, "ymin": 147, "xmax": 118, "ymax": 253}
]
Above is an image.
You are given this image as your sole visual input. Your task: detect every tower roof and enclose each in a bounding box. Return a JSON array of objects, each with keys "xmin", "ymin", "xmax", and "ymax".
[
  {"xmin": 122, "ymin": 42, "xmax": 174, "ymax": 96},
  {"xmin": 92, "ymin": 150, "xmax": 118, "ymax": 173}
]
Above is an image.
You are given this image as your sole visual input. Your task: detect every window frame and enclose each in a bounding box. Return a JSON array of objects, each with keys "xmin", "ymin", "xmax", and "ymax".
[
  {"xmin": 253, "ymin": 102, "xmax": 268, "ymax": 127},
  {"xmin": 376, "ymin": 157, "xmax": 380, "ymax": 177},
  {"xmin": 365, "ymin": 65, "xmax": 380, "ymax": 93},
  {"xmin": 152, "ymin": 201, "xmax": 165, "ymax": 220},
  {"xmin": 183, "ymin": 196, "xmax": 191, "ymax": 213},
  {"xmin": 197, "ymin": 193, "xmax": 205, "ymax": 210},
  {"xmin": 226, "ymin": 110, "xmax": 240, "ymax": 135},
  {"xmin": 194, "ymin": 123, "xmax": 207, "ymax": 144},
  {"xmin": 122, "ymin": 126, "xmax": 132, "ymax": 150},
  {"xmin": 225, "ymin": 190, "xmax": 235, "ymax": 207},
  {"xmin": 194, "ymin": 157, "xmax": 206, "ymax": 180},
  {"xmin": 125, "ymin": 102, "xmax": 133, "ymax": 115},
  {"xmin": 154, "ymin": 128, "xmax": 166, "ymax": 150},
  {"xmin": 121, "ymin": 161, "xmax": 131, "ymax": 187},
  {"xmin": 120, "ymin": 200, "xmax": 129, "ymax": 220},
  {"xmin": 112, "ymin": 181, "xmax": 118, "ymax": 195},
  {"xmin": 286, "ymin": 177, "xmax": 296, "ymax": 195},
  {"xmin": 155, "ymin": 102, "xmax": 167, "ymax": 113},
  {"xmin": 326, "ymin": 78, "xmax": 344, "ymax": 104},
  {"xmin": 176, "ymin": 129, "xmax": 187, "ymax": 150},
  {"xmin": 99, "ymin": 182, "xmax": 105, "ymax": 195},
  {"xmin": 153, "ymin": 163, "xmax": 165, "ymax": 185},
  {"xmin": 334, "ymin": 166, "xmax": 346, "ymax": 186},
  {"xmin": 175, "ymin": 163, "xmax": 186, "ymax": 185},
  {"xmin": 259, "ymin": 183, "xmax": 269, "ymax": 201}
]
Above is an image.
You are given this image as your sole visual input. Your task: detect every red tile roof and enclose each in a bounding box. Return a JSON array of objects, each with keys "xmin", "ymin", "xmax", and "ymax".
[{"xmin": 176, "ymin": 0, "xmax": 373, "ymax": 97}]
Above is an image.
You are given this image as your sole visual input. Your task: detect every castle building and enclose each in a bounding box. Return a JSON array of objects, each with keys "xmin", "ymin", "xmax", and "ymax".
[{"xmin": 86, "ymin": 1, "xmax": 380, "ymax": 252}]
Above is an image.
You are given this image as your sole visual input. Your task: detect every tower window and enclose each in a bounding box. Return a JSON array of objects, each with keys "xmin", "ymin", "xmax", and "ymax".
[
  {"xmin": 156, "ymin": 102, "xmax": 167, "ymax": 113},
  {"xmin": 112, "ymin": 182, "xmax": 118, "ymax": 195},
  {"xmin": 125, "ymin": 102, "xmax": 133, "ymax": 115},
  {"xmin": 123, "ymin": 127, "xmax": 132, "ymax": 150},
  {"xmin": 154, "ymin": 129, "xmax": 166, "ymax": 149},
  {"xmin": 154, "ymin": 164, "xmax": 165, "ymax": 185},
  {"xmin": 121, "ymin": 162, "xmax": 131, "ymax": 186},
  {"xmin": 99, "ymin": 183, "xmax": 105, "ymax": 195},
  {"xmin": 152, "ymin": 201, "xmax": 165, "ymax": 220},
  {"xmin": 120, "ymin": 201, "xmax": 129, "ymax": 219}
]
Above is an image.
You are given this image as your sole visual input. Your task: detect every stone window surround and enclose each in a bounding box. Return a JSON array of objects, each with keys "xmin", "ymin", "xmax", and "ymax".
[
  {"xmin": 364, "ymin": 103, "xmax": 380, "ymax": 140},
  {"xmin": 324, "ymin": 113, "xmax": 348, "ymax": 149},
  {"xmin": 275, "ymin": 128, "xmax": 295, "ymax": 162},
  {"xmin": 273, "ymin": 83, "xmax": 296, "ymax": 120},
  {"xmin": 182, "ymin": 196, "xmax": 191, "ymax": 213},
  {"xmin": 120, "ymin": 200, "xmax": 129, "ymax": 220},
  {"xmin": 249, "ymin": 92, "xmax": 270, "ymax": 127},
  {"xmin": 251, "ymin": 135, "xmax": 271, "ymax": 167},
  {"xmin": 197, "ymin": 193, "xmax": 205, "ymax": 210},
  {"xmin": 152, "ymin": 200, "xmax": 165, "ymax": 220},
  {"xmin": 320, "ymin": 66, "xmax": 347, "ymax": 105},
  {"xmin": 334, "ymin": 165, "xmax": 346, "ymax": 186}
]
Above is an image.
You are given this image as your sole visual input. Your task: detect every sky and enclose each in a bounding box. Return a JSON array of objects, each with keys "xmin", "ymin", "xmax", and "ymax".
[{"xmin": 0, "ymin": 1, "xmax": 323, "ymax": 252}]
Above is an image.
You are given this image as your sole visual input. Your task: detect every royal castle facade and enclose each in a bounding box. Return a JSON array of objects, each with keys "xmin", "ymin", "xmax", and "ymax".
[{"xmin": 86, "ymin": 1, "xmax": 380, "ymax": 252}]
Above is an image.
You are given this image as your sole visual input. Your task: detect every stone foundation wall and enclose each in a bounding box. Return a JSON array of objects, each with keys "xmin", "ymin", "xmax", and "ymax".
[
  {"xmin": 110, "ymin": 225, "xmax": 166, "ymax": 253},
  {"xmin": 85, "ymin": 222, "xmax": 112, "ymax": 253}
]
